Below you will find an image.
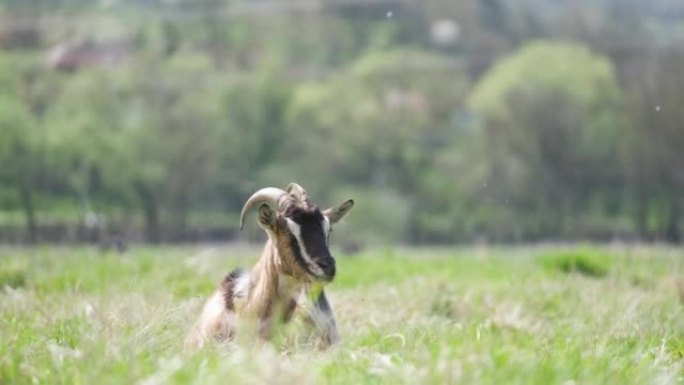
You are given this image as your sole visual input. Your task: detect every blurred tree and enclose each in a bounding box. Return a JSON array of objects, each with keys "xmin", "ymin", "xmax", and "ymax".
[
  {"xmin": 45, "ymin": 68, "xmax": 141, "ymax": 236},
  {"xmin": 0, "ymin": 0, "xmax": 681, "ymax": 243},
  {"xmin": 215, "ymin": 70, "xmax": 292, "ymax": 205},
  {"xmin": 469, "ymin": 41, "xmax": 623, "ymax": 239},
  {"xmin": 625, "ymin": 48, "xmax": 684, "ymax": 242},
  {"xmin": 0, "ymin": 56, "xmax": 41, "ymax": 242},
  {"xmin": 286, "ymin": 49, "xmax": 470, "ymax": 243}
]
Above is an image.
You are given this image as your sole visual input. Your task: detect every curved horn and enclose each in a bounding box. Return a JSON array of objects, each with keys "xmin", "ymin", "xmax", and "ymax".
[
  {"xmin": 239, "ymin": 187, "xmax": 292, "ymax": 230},
  {"xmin": 286, "ymin": 182, "xmax": 312, "ymax": 208}
]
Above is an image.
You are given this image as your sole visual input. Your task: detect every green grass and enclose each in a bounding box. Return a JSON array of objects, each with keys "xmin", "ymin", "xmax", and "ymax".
[
  {"xmin": 1, "ymin": 244, "xmax": 683, "ymax": 384},
  {"xmin": 537, "ymin": 247, "xmax": 613, "ymax": 277}
]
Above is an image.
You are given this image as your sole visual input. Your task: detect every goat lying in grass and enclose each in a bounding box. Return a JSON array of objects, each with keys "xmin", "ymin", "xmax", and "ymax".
[{"xmin": 185, "ymin": 183, "xmax": 354, "ymax": 349}]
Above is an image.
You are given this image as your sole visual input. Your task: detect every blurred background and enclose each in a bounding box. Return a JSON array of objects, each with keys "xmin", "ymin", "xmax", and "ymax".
[{"xmin": 0, "ymin": 0, "xmax": 682, "ymax": 247}]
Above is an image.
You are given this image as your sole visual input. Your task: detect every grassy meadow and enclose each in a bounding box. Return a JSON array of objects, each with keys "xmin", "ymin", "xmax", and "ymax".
[{"xmin": 1, "ymin": 244, "xmax": 683, "ymax": 384}]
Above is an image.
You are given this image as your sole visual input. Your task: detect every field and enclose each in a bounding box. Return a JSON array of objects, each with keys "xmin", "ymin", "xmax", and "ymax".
[{"xmin": 1, "ymin": 244, "xmax": 683, "ymax": 384}]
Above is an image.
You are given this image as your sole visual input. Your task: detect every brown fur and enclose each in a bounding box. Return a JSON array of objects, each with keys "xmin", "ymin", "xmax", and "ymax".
[
  {"xmin": 242, "ymin": 213, "xmax": 312, "ymax": 338},
  {"xmin": 220, "ymin": 269, "xmax": 243, "ymax": 311}
]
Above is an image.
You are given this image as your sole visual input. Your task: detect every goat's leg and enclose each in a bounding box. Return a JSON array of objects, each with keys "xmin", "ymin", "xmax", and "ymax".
[{"xmin": 305, "ymin": 290, "xmax": 340, "ymax": 347}]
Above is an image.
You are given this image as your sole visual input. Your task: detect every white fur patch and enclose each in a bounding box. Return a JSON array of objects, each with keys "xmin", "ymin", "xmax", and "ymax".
[
  {"xmin": 201, "ymin": 290, "xmax": 226, "ymax": 320},
  {"xmin": 233, "ymin": 273, "xmax": 250, "ymax": 298},
  {"xmin": 285, "ymin": 218, "xmax": 302, "ymax": 242},
  {"xmin": 185, "ymin": 289, "xmax": 235, "ymax": 349}
]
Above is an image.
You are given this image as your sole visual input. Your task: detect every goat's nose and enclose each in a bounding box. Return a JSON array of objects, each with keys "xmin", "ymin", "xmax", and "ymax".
[{"xmin": 318, "ymin": 258, "xmax": 336, "ymax": 277}]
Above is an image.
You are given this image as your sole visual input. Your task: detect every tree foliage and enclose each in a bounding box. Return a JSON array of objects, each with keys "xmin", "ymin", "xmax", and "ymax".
[
  {"xmin": 0, "ymin": 1, "xmax": 682, "ymax": 243},
  {"xmin": 469, "ymin": 42, "xmax": 624, "ymax": 238}
]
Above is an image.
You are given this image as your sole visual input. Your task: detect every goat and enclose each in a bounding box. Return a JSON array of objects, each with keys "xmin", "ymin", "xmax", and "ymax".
[{"xmin": 185, "ymin": 183, "xmax": 354, "ymax": 349}]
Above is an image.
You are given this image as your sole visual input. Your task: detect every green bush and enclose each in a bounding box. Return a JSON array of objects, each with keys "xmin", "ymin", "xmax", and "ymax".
[
  {"xmin": 538, "ymin": 247, "xmax": 612, "ymax": 278},
  {"xmin": 0, "ymin": 267, "xmax": 27, "ymax": 289}
]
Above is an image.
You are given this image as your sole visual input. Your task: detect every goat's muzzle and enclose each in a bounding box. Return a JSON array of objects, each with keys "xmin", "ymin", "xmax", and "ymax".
[{"xmin": 315, "ymin": 256, "xmax": 336, "ymax": 282}]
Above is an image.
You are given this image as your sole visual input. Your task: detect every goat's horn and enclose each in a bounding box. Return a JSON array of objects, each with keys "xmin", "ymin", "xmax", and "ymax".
[
  {"xmin": 286, "ymin": 183, "xmax": 312, "ymax": 207},
  {"xmin": 239, "ymin": 187, "xmax": 292, "ymax": 230}
]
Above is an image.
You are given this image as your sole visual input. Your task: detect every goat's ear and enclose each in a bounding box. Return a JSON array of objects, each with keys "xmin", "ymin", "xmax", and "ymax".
[
  {"xmin": 257, "ymin": 204, "xmax": 277, "ymax": 229},
  {"xmin": 324, "ymin": 199, "xmax": 354, "ymax": 224}
]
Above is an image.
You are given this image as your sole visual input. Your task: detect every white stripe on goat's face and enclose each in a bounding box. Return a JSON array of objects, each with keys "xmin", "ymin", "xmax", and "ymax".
[
  {"xmin": 285, "ymin": 209, "xmax": 336, "ymax": 281},
  {"xmin": 285, "ymin": 218, "xmax": 318, "ymax": 268}
]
